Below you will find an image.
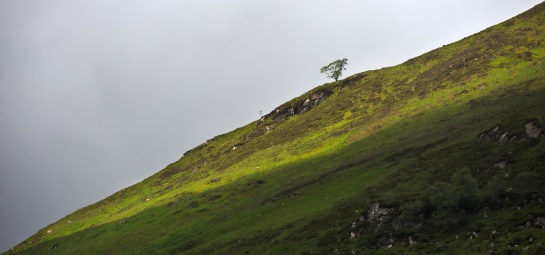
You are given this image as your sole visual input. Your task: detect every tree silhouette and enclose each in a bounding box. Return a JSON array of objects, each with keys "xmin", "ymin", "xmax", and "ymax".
[{"xmin": 320, "ymin": 58, "xmax": 348, "ymax": 81}]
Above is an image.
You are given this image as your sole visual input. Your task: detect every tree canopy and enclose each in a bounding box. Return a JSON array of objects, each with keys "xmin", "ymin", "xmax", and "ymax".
[{"xmin": 320, "ymin": 58, "xmax": 348, "ymax": 82}]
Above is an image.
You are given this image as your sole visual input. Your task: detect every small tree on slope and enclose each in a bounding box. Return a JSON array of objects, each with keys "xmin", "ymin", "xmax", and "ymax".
[{"xmin": 320, "ymin": 58, "xmax": 348, "ymax": 82}]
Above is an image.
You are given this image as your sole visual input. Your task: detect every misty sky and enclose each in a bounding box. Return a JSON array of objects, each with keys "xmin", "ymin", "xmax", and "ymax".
[{"xmin": 0, "ymin": 0, "xmax": 542, "ymax": 251}]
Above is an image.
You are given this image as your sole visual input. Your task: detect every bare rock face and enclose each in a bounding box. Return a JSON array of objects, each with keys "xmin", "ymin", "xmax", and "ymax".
[
  {"xmin": 368, "ymin": 202, "xmax": 394, "ymax": 223},
  {"xmin": 524, "ymin": 121, "xmax": 542, "ymax": 138}
]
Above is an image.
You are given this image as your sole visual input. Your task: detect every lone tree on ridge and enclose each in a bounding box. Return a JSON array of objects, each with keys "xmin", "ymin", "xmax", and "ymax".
[{"xmin": 320, "ymin": 58, "xmax": 348, "ymax": 82}]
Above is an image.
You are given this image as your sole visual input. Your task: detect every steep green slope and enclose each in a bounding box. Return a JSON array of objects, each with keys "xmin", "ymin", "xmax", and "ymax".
[{"xmin": 5, "ymin": 2, "xmax": 545, "ymax": 254}]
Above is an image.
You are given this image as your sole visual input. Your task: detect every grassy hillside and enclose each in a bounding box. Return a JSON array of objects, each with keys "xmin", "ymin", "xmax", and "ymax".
[{"xmin": 5, "ymin": 2, "xmax": 545, "ymax": 254}]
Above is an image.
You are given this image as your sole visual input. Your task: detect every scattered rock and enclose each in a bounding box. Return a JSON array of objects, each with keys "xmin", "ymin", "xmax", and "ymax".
[
  {"xmin": 482, "ymin": 207, "xmax": 491, "ymax": 218},
  {"xmin": 289, "ymin": 192, "xmax": 302, "ymax": 197},
  {"xmin": 498, "ymin": 132, "xmax": 510, "ymax": 144},
  {"xmin": 467, "ymin": 231, "xmax": 479, "ymax": 240},
  {"xmin": 489, "ymin": 229, "xmax": 497, "ymax": 238},
  {"xmin": 350, "ymin": 222, "xmax": 357, "ymax": 229},
  {"xmin": 477, "ymin": 125, "xmax": 505, "ymax": 143},
  {"xmin": 518, "ymin": 221, "xmax": 532, "ymax": 230},
  {"xmin": 408, "ymin": 236, "xmax": 416, "ymax": 245},
  {"xmin": 533, "ymin": 217, "xmax": 545, "ymax": 228},
  {"xmin": 493, "ymin": 160, "xmax": 510, "ymax": 169},
  {"xmin": 477, "ymin": 121, "xmax": 542, "ymax": 144},
  {"xmin": 47, "ymin": 229, "xmax": 52, "ymax": 234},
  {"xmin": 374, "ymin": 233, "xmax": 397, "ymax": 249}
]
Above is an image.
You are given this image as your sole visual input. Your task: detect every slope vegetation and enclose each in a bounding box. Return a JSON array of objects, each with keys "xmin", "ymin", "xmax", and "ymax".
[{"xmin": 5, "ymin": 2, "xmax": 545, "ymax": 254}]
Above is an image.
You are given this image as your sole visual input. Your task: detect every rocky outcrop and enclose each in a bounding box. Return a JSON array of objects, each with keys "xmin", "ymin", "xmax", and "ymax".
[
  {"xmin": 345, "ymin": 202, "xmax": 423, "ymax": 250},
  {"xmin": 476, "ymin": 120, "xmax": 542, "ymax": 144},
  {"xmin": 476, "ymin": 121, "xmax": 542, "ymax": 170},
  {"xmin": 347, "ymin": 203, "xmax": 396, "ymax": 237},
  {"xmin": 476, "ymin": 125, "xmax": 513, "ymax": 144},
  {"xmin": 524, "ymin": 121, "xmax": 542, "ymax": 138},
  {"xmin": 267, "ymin": 89, "xmax": 332, "ymax": 123},
  {"xmin": 367, "ymin": 202, "xmax": 394, "ymax": 223}
]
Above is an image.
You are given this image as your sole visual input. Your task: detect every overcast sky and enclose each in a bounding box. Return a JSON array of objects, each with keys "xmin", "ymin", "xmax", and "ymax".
[{"xmin": 0, "ymin": 0, "xmax": 542, "ymax": 251}]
